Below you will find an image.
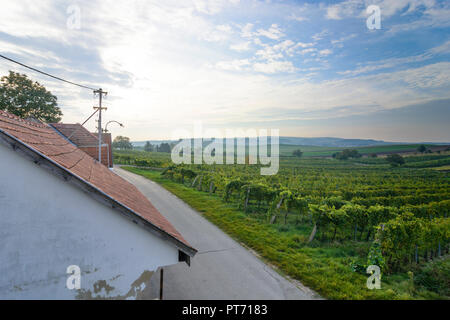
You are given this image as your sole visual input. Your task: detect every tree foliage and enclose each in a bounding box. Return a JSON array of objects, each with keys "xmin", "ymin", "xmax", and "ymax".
[
  {"xmin": 386, "ymin": 154, "xmax": 405, "ymax": 167},
  {"xmin": 112, "ymin": 136, "xmax": 133, "ymax": 150},
  {"xmin": 417, "ymin": 144, "xmax": 427, "ymax": 153},
  {"xmin": 333, "ymin": 149, "xmax": 361, "ymax": 160},
  {"xmin": 292, "ymin": 149, "xmax": 303, "ymax": 157},
  {"xmin": 0, "ymin": 71, "xmax": 62, "ymax": 122},
  {"xmin": 157, "ymin": 142, "xmax": 171, "ymax": 153},
  {"xmin": 144, "ymin": 141, "xmax": 154, "ymax": 152}
]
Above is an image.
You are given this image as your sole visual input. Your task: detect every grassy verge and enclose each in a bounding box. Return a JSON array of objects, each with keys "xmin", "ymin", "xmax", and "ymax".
[{"xmin": 122, "ymin": 166, "xmax": 446, "ymax": 300}]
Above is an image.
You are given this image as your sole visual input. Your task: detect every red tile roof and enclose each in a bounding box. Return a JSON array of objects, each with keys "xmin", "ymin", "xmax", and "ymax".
[
  {"xmin": 0, "ymin": 110, "xmax": 195, "ymax": 256},
  {"xmin": 50, "ymin": 123, "xmax": 100, "ymax": 146}
]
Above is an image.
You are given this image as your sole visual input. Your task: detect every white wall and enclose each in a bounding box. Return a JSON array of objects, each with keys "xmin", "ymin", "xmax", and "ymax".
[{"xmin": 0, "ymin": 143, "xmax": 179, "ymax": 299}]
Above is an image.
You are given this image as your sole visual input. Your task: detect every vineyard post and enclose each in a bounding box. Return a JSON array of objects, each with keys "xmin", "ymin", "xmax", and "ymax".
[
  {"xmin": 244, "ymin": 187, "xmax": 251, "ymax": 211},
  {"xmin": 198, "ymin": 175, "xmax": 203, "ymax": 191},
  {"xmin": 415, "ymin": 245, "xmax": 418, "ymax": 263}
]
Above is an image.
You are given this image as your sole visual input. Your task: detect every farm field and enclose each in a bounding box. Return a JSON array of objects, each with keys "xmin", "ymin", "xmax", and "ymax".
[
  {"xmin": 279, "ymin": 143, "xmax": 449, "ymax": 157},
  {"xmin": 115, "ymin": 148, "xmax": 450, "ymax": 299}
]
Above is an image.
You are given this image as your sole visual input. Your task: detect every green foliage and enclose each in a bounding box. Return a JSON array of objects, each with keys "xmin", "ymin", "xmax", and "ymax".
[
  {"xmin": 0, "ymin": 71, "xmax": 62, "ymax": 122},
  {"xmin": 386, "ymin": 154, "xmax": 405, "ymax": 167},
  {"xmin": 292, "ymin": 149, "xmax": 303, "ymax": 157},
  {"xmin": 144, "ymin": 141, "xmax": 154, "ymax": 152},
  {"xmin": 112, "ymin": 136, "xmax": 133, "ymax": 150},
  {"xmin": 414, "ymin": 258, "xmax": 450, "ymax": 296},
  {"xmin": 418, "ymin": 145, "xmax": 427, "ymax": 153},
  {"xmin": 367, "ymin": 241, "xmax": 386, "ymax": 273},
  {"xmin": 333, "ymin": 149, "xmax": 362, "ymax": 160},
  {"xmin": 377, "ymin": 214, "xmax": 449, "ymax": 272},
  {"xmin": 157, "ymin": 142, "xmax": 171, "ymax": 153}
]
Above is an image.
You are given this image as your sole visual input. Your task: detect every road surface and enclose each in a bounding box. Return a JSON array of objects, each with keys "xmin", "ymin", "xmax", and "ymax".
[{"xmin": 114, "ymin": 167, "xmax": 320, "ymax": 300}]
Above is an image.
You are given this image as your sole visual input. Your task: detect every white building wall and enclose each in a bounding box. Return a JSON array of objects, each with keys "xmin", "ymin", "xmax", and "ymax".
[{"xmin": 0, "ymin": 143, "xmax": 179, "ymax": 299}]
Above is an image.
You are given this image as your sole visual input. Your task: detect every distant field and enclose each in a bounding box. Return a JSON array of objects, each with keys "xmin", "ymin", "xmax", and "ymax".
[{"xmin": 281, "ymin": 144, "xmax": 447, "ymax": 157}]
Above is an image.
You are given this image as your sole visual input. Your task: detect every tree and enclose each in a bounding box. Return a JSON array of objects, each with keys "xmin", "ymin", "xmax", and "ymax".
[
  {"xmin": 417, "ymin": 144, "xmax": 427, "ymax": 153},
  {"xmin": 334, "ymin": 149, "xmax": 361, "ymax": 160},
  {"xmin": 157, "ymin": 142, "xmax": 171, "ymax": 153},
  {"xmin": 144, "ymin": 141, "xmax": 154, "ymax": 152},
  {"xmin": 0, "ymin": 71, "xmax": 62, "ymax": 122},
  {"xmin": 112, "ymin": 136, "xmax": 133, "ymax": 150},
  {"xmin": 386, "ymin": 154, "xmax": 405, "ymax": 167},
  {"xmin": 292, "ymin": 149, "xmax": 303, "ymax": 158}
]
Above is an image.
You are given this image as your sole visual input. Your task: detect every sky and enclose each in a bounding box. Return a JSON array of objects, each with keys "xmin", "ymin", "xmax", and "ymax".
[{"xmin": 0, "ymin": 0, "xmax": 449, "ymax": 142}]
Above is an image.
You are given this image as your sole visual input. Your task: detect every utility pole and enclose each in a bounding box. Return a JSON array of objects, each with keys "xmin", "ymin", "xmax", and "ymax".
[{"xmin": 93, "ymin": 88, "xmax": 107, "ymax": 164}]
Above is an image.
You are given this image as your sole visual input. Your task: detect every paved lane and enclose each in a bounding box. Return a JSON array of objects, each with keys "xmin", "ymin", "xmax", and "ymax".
[{"xmin": 114, "ymin": 167, "xmax": 320, "ymax": 300}]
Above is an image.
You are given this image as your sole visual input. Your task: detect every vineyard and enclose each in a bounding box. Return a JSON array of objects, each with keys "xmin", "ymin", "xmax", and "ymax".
[{"xmin": 115, "ymin": 149, "xmax": 450, "ymax": 299}]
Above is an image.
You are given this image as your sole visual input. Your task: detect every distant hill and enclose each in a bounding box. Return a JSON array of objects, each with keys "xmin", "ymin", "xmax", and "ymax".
[
  {"xmin": 279, "ymin": 137, "xmax": 391, "ymax": 147},
  {"xmin": 132, "ymin": 137, "xmax": 448, "ymax": 148}
]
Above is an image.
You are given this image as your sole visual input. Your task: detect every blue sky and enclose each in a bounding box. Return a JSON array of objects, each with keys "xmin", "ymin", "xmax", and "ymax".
[{"xmin": 0, "ymin": 0, "xmax": 449, "ymax": 142}]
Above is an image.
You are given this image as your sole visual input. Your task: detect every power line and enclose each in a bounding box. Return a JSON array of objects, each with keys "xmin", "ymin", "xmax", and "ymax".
[
  {"xmin": 0, "ymin": 53, "xmax": 97, "ymax": 91},
  {"xmin": 1, "ymin": 53, "xmax": 110, "ymax": 165}
]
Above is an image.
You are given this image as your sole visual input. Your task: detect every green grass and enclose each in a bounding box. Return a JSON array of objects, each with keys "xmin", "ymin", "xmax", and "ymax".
[{"xmin": 121, "ymin": 166, "xmax": 447, "ymax": 300}]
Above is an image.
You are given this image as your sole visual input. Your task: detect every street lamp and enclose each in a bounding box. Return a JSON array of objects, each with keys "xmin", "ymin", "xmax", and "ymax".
[{"xmin": 104, "ymin": 120, "xmax": 124, "ymax": 132}]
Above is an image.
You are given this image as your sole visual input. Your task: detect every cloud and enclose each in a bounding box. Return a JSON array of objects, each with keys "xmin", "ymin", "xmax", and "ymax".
[
  {"xmin": 253, "ymin": 60, "xmax": 297, "ymax": 74},
  {"xmin": 325, "ymin": 0, "xmax": 434, "ymax": 20},
  {"xmin": 324, "ymin": 0, "xmax": 450, "ymax": 35},
  {"xmin": 230, "ymin": 41, "xmax": 251, "ymax": 52},
  {"xmin": 338, "ymin": 40, "xmax": 450, "ymax": 76},
  {"xmin": 300, "ymin": 48, "xmax": 317, "ymax": 55},
  {"xmin": 312, "ymin": 30, "xmax": 329, "ymax": 41},
  {"xmin": 256, "ymin": 24, "xmax": 285, "ymax": 40},
  {"xmin": 215, "ymin": 59, "xmax": 250, "ymax": 71},
  {"xmin": 429, "ymin": 40, "xmax": 450, "ymax": 54},
  {"xmin": 319, "ymin": 49, "xmax": 333, "ymax": 56},
  {"xmin": 193, "ymin": 0, "xmax": 240, "ymax": 15},
  {"xmin": 331, "ymin": 33, "xmax": 357, "ymax": 47},
  {"xmin": 287, "ymin": 14, "xmax": 308, "ymax": 22},
  {"xmin": 240, "ymin": 23, "xmax": 254, "ymax": 38}
]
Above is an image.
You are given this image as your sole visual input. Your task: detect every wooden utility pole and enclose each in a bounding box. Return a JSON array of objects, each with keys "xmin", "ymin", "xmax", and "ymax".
[{"xmin": 93, "ymin": 88, "xmax": 107, "ymax": 163}]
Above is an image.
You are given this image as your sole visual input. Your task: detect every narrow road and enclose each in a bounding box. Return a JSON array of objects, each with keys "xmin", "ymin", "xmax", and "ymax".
[{"xmin": 114, "ymin": 167, "xmax": 320, "ymax": 300}]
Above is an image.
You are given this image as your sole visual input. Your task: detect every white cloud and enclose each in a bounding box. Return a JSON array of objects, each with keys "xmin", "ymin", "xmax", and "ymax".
[
  {"xmin": 241, "ymin": 23, "xmax": 254, "ymax": 38},
  {"xmin": 215, "ymin": 59, "xmax": 250, "ymax": 71},
  {"xmin": 288, "ymin": 14, "xmax": 308, "ymax": 22},
  {"xmin": 331, "ymin": 33, "xmax": 357, "ymax": 47},
  {"xmin": 312, "ymin": 30, "xmax": 329, "ymax": 41},
  {"xmin": 230, "ymin": 41, "xmax": 251, "ymax": 52},
  {"xmin": 193, "ymin": 0, "xmax": 240, "ymax": 15},
  {"xmin": 253, "ymin": 60, "xmax": 297, "ymax": 74},
  {"xmin": 338, "ymin": 40, "xmax": 449, "ymax": 76},
  {"xmin": 324, "ymin": 0, "xmax": 447, "ymax": 34},
  {"xmin": 429, "ymin": 40, "xmax": 450, "ymax": 54},
  {"xmin": 256, "ymin": 24, "xmax": 285, "ymax": 40},
  {"xmin": 319, "ymin": 49, "xmax": 333, "ymax": 56},
  {"xmin": 300, "ymin": 48, "xmax": 317, "ymax": 55}
]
